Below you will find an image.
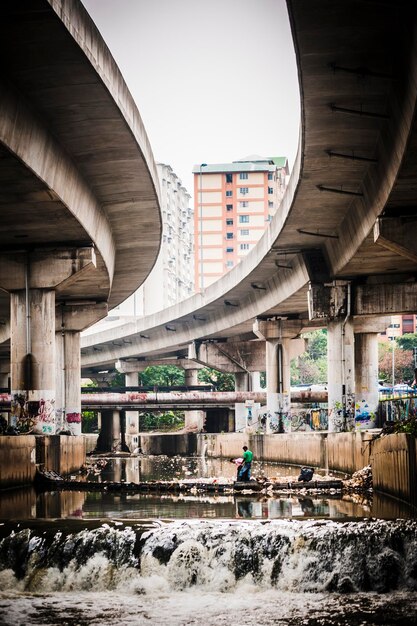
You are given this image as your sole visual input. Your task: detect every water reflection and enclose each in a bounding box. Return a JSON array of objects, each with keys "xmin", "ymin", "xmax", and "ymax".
[{"xmin": 1, "ymin": 455, "xmax": 415, "ymax": 521}]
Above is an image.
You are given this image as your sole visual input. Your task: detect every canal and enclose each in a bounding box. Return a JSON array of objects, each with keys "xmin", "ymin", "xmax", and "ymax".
[{"xmin": 0, "ymin": 455, "xmax": 416, "ymax": 625}]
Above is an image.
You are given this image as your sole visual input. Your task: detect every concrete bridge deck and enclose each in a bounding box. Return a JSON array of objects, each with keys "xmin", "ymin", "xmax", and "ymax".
[{"xmin": 80, "ymin": 0, "xmax": 417, "ymax": 376}]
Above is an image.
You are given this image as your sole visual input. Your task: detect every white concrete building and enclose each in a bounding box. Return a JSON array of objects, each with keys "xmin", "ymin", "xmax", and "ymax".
[{"xmin": 104, "ymin": 163, "xmax": 194, "ymax": 319}]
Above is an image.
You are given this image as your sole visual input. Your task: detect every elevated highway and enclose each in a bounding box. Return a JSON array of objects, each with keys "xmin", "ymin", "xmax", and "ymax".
[
  {"xmin": 0, "ymin": 0, "xmax": 161, "ymax": 433},
  {"xmin": 81, "ymin": 0, "xmax": 417, "ymax": 374}
]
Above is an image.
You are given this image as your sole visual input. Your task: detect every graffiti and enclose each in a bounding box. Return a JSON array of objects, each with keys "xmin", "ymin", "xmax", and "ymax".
[
  {"xmin": 66, "ymin": 412, "xmax": 81, "ymax": 424},
  {"xmin": 291, "ymin": 408, "xmax": 328, "ymax": 431},
  {"xmin": 10, "ymin": 391, "xmax": 55, "ymax": 434}
]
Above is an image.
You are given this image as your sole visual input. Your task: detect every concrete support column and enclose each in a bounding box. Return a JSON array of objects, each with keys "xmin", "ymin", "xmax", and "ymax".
[
  {"xmin": 184, "ymin": 367, "xmax": 204, "ymax": 431},
  {"xmin": 97, "ymin": 409, "xmax": 120, "ymax": 452},
  {"xmin": 354, "ymin": 332, "xmax": 379, "ymax": 430},
  {"xmin": 265, "ymin": 337, "xmax": 291, "ymax": 432},
  {"xmin": 10, "ymin": 289, "xmax": 56, "ymax": 434},
  {"xmin": 125, "ymin": 371, "xmax": 140, "ymax": 450},
  {"xmin": 327, "ymin": 318, "xmax": 355, "ymax": 432},
  {"xmin": 56, "ymin": 331, "xmax": 82, "ymax": 435},
  {"xmin": 234, "ymin": 371, "xmax": 249, "ymax": 392},
  {"xmin": 254, "ymin": 319, "xmax": 302, "ymax": 432},
  {"xmin": 250, "ymin": 371, "xmax": 262, "ymax": 391}
]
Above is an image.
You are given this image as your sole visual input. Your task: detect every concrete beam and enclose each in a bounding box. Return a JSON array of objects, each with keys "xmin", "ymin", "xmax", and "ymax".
[
  {"xmin": 191, "ymin": 340, "xmax": 265, "ymax": 373},
  {"xmin": 253, "ymin": 318, "xmax": 304, "ymax": 341},
  {"xmin": 374, "ymin": 217, "xmax": 417, "ymax": 264},
  {"xmin": 116, "ymin": 358, "xmax": 202, "ymax": 374},
  {"xmin": 355, "ymin": 282, "xmax": 417, "ymax": 315},
  {"xmin": 0, "ymin": 247, "xmax": 96, "ymax": 291}
]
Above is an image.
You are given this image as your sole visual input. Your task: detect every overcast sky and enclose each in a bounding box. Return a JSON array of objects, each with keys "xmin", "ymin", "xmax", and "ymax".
[{"xmin": 82, "ymin": 0, "xmax": 300, "ymax": 199}]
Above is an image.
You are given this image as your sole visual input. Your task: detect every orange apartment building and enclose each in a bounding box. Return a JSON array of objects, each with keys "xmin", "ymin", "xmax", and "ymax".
[{"xmin": 192, "ymin": 155, "xmax": 289, "ymax": 290}]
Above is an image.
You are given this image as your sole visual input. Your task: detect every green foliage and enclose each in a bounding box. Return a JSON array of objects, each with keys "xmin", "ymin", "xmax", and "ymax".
[
  {"xmin": 378, "ymin": 341, "xmax": 414, "ymax": 384},
  {"xmin": 139, "ymin": 365, "xmax": 185, "ymax": 387},
  {"xmin": 198, "ymin": 367, "xmax": 234, "ymax": 391},
  {"xmin": 109, "ymin": 371, "xmax": 125, "ymax": 387},
  {"xmin": 396, "ymin": 333, "xmax": 417, "ymax": 352},
  {"xmin": 82, "ymin": 410, "xmax": 98, "ymax": 433},
  {"xmin": 291, "ymin": 329, "xmax": 327, "ymax": 385},
  {"xmin": 383, "ymin": 415, "xmax": 417, "ymax": 437},
  {"xmin": 139, "ymin": 410, "xmax": 185, "ymax": 432}
]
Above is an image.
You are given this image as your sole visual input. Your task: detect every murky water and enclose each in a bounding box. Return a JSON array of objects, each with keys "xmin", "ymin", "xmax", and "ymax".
[{"xmin": 0, "ymin": 456, "xmax": 416, "ymax": 624}]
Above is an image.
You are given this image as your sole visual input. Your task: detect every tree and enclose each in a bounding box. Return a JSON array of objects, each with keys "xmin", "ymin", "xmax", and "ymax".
[
  {"xmin": 139, "ymin": 365, "xmax": 185, "ymax": 387},
  {"xmin": 198, "ymin": 367, "xmax": 234, "ymax": 391},
  {"xmin": 378, "ymin": 341, "xmax": 414, "ymax": 384},
  {"xmin": 291, "ymin": 329, "xmax": 327, "ymax": 385},
  {"xmin": 397, "ymin": 333, "xmax": 417, "ymax": 352}
]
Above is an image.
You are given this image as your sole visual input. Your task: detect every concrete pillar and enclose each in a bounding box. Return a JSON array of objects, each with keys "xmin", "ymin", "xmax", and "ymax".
[
  {"xmin": 254, "ymin": 319, "xmax": 303, "ymax": 432},
  {"xmin": 184, "ymin": 367, "xmax": 204, "ymax": 431},
  {"xmin": 327, "ymin": 318, "xmax": 355, "ymax": 432},
  {"xmin": 354, "ymin": 333, "xmax": 379, "ymax": 430},
  {"xmin": 98, "ymin": 409, "xmax": 120, "ymax": 452},
  {"xmin": 125, "ymin": 371, "xmax": 140, "ymax": 450},
  {"xmin": 56, "ymin": 331, "xmax": 82, "ymax": 435},
  {"xmin": 265, "ymin": 337, "xmax": 291, "ymax": 432},
  {"xmin": 10, "ymin": 289, "xmax": 56, "ymax": 434},
  {"xmin": 234, "ymin": 371, "xmax": 249, "ymax": 392},
  {"xmin": 0, "ymin": 247, "xmax": 101, "ymax": 437},
  {"xmin": 250, "ymin": 371, "xmax": 262, "ymax": 391}
]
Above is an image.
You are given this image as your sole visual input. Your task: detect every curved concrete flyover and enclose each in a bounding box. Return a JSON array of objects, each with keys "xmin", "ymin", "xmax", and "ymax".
[
  {"xmin": 81, "ymin": 0, "xmax": 417, "ymax": 378},
  {"xmin": 0, "ymin": 0, "xmax": 161, "ymax": 338}
]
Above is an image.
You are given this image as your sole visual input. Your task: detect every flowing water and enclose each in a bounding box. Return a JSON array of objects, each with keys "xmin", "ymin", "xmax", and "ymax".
[{"xmin": 0, "ymin": 456, "xmax": 416, "ymax": 625}]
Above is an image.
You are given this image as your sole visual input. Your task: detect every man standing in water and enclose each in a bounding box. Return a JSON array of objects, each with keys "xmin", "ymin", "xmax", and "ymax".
[{"xmin": 239, "ymin": 445, "xmax": 253, "ymax": 481}]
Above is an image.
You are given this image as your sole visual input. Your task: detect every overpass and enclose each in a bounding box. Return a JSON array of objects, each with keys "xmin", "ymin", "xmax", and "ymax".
[
  {"xmin": 0, "ymin": 0, "xmax": 162, "ymax": 434},
  {"xmin": 80, "ymin": 0, "xmax": 417, "ymax": 434}
]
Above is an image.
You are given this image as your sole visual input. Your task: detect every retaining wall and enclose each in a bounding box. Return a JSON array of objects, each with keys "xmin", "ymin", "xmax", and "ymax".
[
  {"xmin": 0, "ymin": 435, "xmax": 36, "ymax": 488},
  {"xmin": 37, "ymin": 435, "xmax": 86, "ymax": 475},
  {"xmin": 140, "ymin": 431, "xmax": 416, "ymax": 508},
  {"xmin": 370, "ymin": 433, "xmax": 417, "ymax": 508}
]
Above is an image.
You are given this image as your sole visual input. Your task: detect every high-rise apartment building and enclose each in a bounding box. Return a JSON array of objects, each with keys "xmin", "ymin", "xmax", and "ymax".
[
  {"xmin": 192, "ymin": 155, "xmax": 289, "ymax": 290},
  {"xmin": 107, "ymin": 162, "xmax": 194, "ymax": 318}
]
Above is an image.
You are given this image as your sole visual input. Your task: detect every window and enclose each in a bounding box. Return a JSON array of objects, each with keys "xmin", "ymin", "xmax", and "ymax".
[
  {"xmin": 226, "ymin": 190, "xmax": 233, "ymax": 197},
  {"xmin": 226, "ymin": 232, "xmax": 234, "ymax": 239},
  {"xmin": 239, "ymin": 172, "xmax": 248, "ymax": 180},
  {"xmin": 226, "ymin": 173, "xmax": 233, "ymax": 183},
  {"xmin": 240, "ymin": 187, "xmax": 249, "ymax": 195},
  {"xmin": 226, "ymin": 204, "xmax": 233, "ymax": 211},
  {"xmin": 239, "ymin": 215, "xmax": 249, "ymax": 223},
  {"xmin": 226, "ymin": 247, "xmax": 234, "ymax": 253},
  {"xmin": 268, "ymin": 201, "xmax": 274, "ymax": 208},
  {"xmin": 268, "ymin": 187, "xmax": 273, "ymax": 194},
  {"xmin": 240, "ymin": 243, "xmax": 250, "ymax": 250},
  {"xmin": 240, "ymin": 229, "xmax": 249, "ymax": 236},
  {"xmin": 240, "ymin": 201, "xmax": 248, "ymax": 208},
  {"xmin": 226, "ymin": 219, "xmax": 233, "ymax": 226},
  {"xmin": 226, "ymin": 261, "xmax": 234, "ymax": 268},
  {"xmin": 268, "ymin": 172, "xmax": 274, "ymax": 180}
]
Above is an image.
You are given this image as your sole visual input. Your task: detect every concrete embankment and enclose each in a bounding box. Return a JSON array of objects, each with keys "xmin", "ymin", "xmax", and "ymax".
[
  {"xmin": 0, "ymin": 435, "xmax": 85, "ymax": 489},
  {"xmin": 140, "ymin": 431, "xmax": 417, "ymax": 509},
  {"xmin": 1, "ymin": 431, "xmax": 416, "ymax": 509}
]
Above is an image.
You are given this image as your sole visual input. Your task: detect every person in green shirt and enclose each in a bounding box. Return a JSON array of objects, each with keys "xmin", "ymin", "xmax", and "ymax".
[{"xmin": 239, "ymin": 445, "xmax": 253, "ymax": 481}]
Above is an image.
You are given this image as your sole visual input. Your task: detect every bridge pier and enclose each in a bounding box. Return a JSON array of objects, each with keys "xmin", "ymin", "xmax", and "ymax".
[
  {"xmin": 183, "ymin": 366, "xmax": 205, "ymax": 431},
  {"xmin": 254, "ymin": 319, "xmax": 304, "ymax": 432},
  {"xmin": 124, "ymin": 371, "xmax": 140, "ymax": 450},
  {"xmin": 96, "ymin": 409, "xmax": 121, "ymax": 452}
]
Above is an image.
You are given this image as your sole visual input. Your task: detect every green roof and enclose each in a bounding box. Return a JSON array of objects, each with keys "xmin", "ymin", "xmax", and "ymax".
[{"xmin": 192, "ymin": 155, "xmax": 289, "ymax": 175}]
